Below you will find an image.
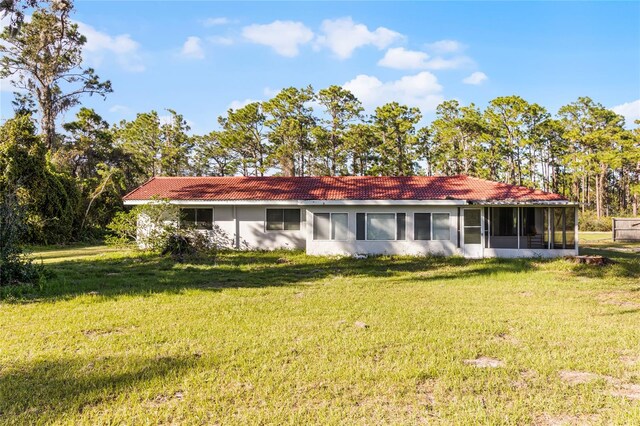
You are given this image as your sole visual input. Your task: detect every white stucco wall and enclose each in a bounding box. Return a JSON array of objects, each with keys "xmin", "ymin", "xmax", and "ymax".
[
  {"xmin": 233, "ymin": 205, "xmax": 306, "ymax": 250},
  {"xmin": 483, "ymin": 249, "xmax": 576, "ymax": 258},
  {"xmin": 305, "ymin": 205, "xmax": 461, "ymax": 256},
  {"xmin": 133, "ymin": 202, "xmax": 578, "ymax": 258}
]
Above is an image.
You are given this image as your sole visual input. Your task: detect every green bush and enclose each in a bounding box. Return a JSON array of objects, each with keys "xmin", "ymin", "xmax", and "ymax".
[
  {"xmin": 106, "ymin": 199, "xmax": 225, "ymax": 262},
  {"xmin": 106, "ymin": 199, "xmax": 180, "ymax": 250},
  {"xmin": 161, "ymin": 231, "xmax": 218, "ymax": 263},
  {"xmin": 0, "ymin": 190, "xmax": 46, "ymax": 286},
  {"xmin": 579, "ymin": 210, "xmax": 612, "ymax": 232}
]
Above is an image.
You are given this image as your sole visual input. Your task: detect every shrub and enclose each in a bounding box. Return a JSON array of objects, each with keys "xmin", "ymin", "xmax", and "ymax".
[
  {"xmin": 161, "ymin": 230, "xmax": 218, "ymax": 263},
  {"xmin": 0, "ymin": 190, "xmax": 46, "ymax": 286},
  {"xmin": 579, "ymin": 210, "xmax": 612, "ymax": 232},
  {"xmin": 106, "ymin": 198, "xmax": 227, "ymax": 262},
  {"xmin": 106, "ymin": 198, "xmax": 180, "ymax": 250}
]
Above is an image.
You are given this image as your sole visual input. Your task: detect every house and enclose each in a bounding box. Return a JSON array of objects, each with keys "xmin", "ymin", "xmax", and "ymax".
[{"xmin": 122, "ymin": 175, "xmax": 578, "ymax": 258}]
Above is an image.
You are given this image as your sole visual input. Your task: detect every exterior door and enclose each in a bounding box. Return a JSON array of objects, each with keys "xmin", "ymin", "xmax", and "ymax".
[{"xmin": 462, "ymin": 208, "xmax": 483, "ymax": 258}]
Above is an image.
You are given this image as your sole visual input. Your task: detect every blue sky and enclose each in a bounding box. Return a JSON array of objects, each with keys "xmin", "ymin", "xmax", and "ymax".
[{"xmin": 1, "ymin": 1, "xmax": 639, "ymax": 133}]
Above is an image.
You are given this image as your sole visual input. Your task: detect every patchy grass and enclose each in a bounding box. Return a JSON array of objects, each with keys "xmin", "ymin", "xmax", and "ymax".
[{"xmin": 1, "ymin": 241, "xmax": 639, "ymax": 424}]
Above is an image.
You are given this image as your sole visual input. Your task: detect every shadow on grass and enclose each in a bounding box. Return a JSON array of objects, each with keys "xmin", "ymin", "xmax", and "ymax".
[
  {"xmin": 2, "ymin": 246, "xmax": 638, "ymax": 302},
  {"xmin": 572, "ymin": 247, "xmax": 640, "ymax": 279},
  {"xmin": 0, "ymin": 354, "xmax": 199, "ymax": 422}
]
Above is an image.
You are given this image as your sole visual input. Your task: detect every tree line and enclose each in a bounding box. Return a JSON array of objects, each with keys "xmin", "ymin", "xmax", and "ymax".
[{"xmin": 1, "ymin": 0, "xmax": 639, "ymax": 246}]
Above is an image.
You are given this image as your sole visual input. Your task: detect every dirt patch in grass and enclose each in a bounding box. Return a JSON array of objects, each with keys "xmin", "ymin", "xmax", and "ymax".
[
  {"xmin": 534, "ymin": 413, "xmax": 600, "ymax": 426},
  {"xmin": 559, "ymin": 370, "xmax": 640, "ymax": 400},
  {"xmin": 597, "ymin": 291, "xmax": 640, "ymax": 309},
  {"xmin": 354, "ymin": 321, "xmax": 369, "ymax": 329},
  {"xmin": 464, "ymin": 356, "xmax": 504, "ymax": 368},
  {"xmin": 415, "ymin": 378, "xmax": 439, "ymax": 421},
  {"xmin": 81, "ymin": 328, "xmax": 122, "ymax": 338},
  {"xmin": 513, "ymin": 369, "xmax": 538, "ymax": 389},
  {"xmin": 148, "ymin": 390, "xmax": 184, "ymax": 406},
  {"xmin": 609, "ymin": 383, "xmax": 640, "ymax": 400},
  {"xmin": 620, "ymin": 354, "xmax": 640, "ymax": 366},
  {"xmin": 558, "ymin": 370, "xmax": 601, "ymax": 385},
  {"xmin": 494, "ymin": 332, "xmax": 520, "ymax": 345}
]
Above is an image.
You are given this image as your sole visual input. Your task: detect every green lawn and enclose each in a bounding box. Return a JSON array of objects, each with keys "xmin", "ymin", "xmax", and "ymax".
[{"xmin": 1, "ymin": 236, "xmax": 639, "ymax": 425}]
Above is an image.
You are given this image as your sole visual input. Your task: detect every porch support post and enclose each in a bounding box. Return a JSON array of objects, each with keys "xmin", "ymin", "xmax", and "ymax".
[
  {"xmin": 517, "ymin": 206, "xmax": 520, "ymax": 250},
  {"xmin": 487, "ymin": 207, "xmax": 491, "ymax": 249},
  {"xmin": 574, "ymin": 207, "xmax": 579, "ymax": 253},
  {"xmin": 547, "ymin": 207, "xmax": 551, "ymax": 250},
  {"xmin": 456, "ymin": 207, "xmax": 461, "ymax": 248}
]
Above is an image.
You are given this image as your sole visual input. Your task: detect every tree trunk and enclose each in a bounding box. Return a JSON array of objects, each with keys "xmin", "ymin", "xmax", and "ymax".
[
  {"xmin": 597, "ymin": 163, "xmax": 607, "ymax": 218},
  {"xmin": 580, "ymin": 175, "xmax": 585, "ymax": 212},
  {"xmin": 40, "ymin": 92, "xmax": 56, "ymax": 151}
]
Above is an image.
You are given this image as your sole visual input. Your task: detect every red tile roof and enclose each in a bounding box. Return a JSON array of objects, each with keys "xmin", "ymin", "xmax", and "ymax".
[{"xmin": 123, "ymin": 175, "xmax": 566, "ymax": 202}]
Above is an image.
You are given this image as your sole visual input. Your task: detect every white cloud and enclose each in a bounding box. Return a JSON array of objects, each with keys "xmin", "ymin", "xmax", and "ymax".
[
  {"xmin": 425, "ymin": 39, "xmax": 465, "ymax": 54},
  {"xmin": 378, "ymin": 47, "xmax": 473, "ymax": 70},
  {"xmin": 463, "ymin": 71, "xmax": 488, "ymax": 85},
  {"xmin": 207, "ymin": 36, "xmax": 234, "ymax": 46},
  {"xmin": 108, "ymin": 104, "xmax": 132, "ymax": 114},
  {"xmin": 378, "ymin": 47, "xmax": 430, "ymax": 70},
  {"xmin": 202, "ymin": 17, "xmax": 232, "ymax": 27},
  {"xmin": 76, "ymin": 21, "xmax": 145, "ymax": 72},
  {"xmin": 343, "ymin": 72, "xmax": 444, "ymax": 113},
  {"xmin": 242, "ymin": 20, "xmax": 313, "ymax": 57},
  {"xmin": 424, "ymin": 56, "xmax": 474, "ymax": 70},
  {"xmin": 315, "ymin": 17, "xmax": 404, "ymax": 59},
  {"xmin": 181, "ymin": 36, "xmax": 205, "ymax": 59},
  {"xmin": 228, "ymin": 98, "xmax": 260, "ymax": 110},
  {"xmin": 612, "ymin": 99, "xmax": 640, "ymax": 125}
]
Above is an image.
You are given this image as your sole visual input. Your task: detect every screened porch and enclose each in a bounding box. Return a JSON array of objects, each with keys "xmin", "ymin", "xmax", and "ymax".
[{"xmin": 482, "ymin": 206, "xmax": 577, "ymax": 250}]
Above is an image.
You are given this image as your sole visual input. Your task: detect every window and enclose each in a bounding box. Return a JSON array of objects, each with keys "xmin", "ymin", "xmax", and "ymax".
[
  {"xmin": 355, "ymin": 213, "xmax": 404, "ymax": 241},
  {"xmin": 414, "ymin": 213, "xmax": 451, "ymax": 241},
  {"xmin": 332, "ymin": 213, "xmax": 348, "ymax": 240},
  {"xmin": 367, "ymin": 213, "xmax": 396, "ymax": 240},
  {"xmin": 313, "ymin": 213, "xmax": 330, "ymax": 240},
  {"xmin": 313, "ymin": 213, "xmax": 348, "ymax": 241},
  {"xmin": 396, "ymin": 213, "xmax": 406, "ymax": 240},
  {"xmin": 266, "ymin": 209, "xmax": 300, "ymax": 231},
  {"xmin": 180, "ymin": 208, "xmax": 213, "ymax": 230},
  {"xmin": 432, "ymin": 213, "xmax": 450, "ymax": 240},
  {"xmin": 356, "ymin": 213, "xmax": 365, "ymax": 240},
  {"xmin": 414, "ymin": 213, "xmax": 431, "ymax": 240}
]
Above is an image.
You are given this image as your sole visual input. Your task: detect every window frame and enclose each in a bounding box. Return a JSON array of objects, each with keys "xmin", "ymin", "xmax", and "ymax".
[
  {"xmin": 179, "ymin": 207, "xmax": 214, "ymax": 230},
  {"xmin": 413, "ymin": 212, "xmax": 432, "ymax": 241},
  {"xmin": 313, "ymin": 212, "xmax": 349, "ymax": 241},
  {"xmin": 264, "ymin": 208, "xmax": 301, "ymax": 232},
  {"xmin": 432, "ymin": 212, "xmax": 451, "ymax": 241},
  {"xmin": 364, "ymin": 212, "xmax": 400, "ymax": 241},
  {"xmin": 413, "ymin": 212, "xmax": 451, "ymax": 241}
]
